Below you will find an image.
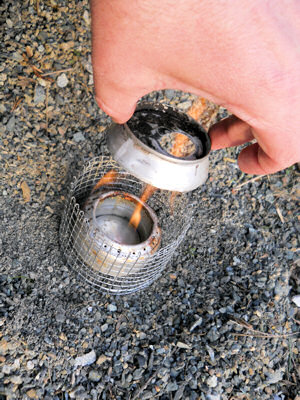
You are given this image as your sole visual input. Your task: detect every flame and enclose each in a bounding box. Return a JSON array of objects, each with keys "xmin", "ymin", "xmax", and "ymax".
[
  {"xmin": 91, "ymin": 169, "xmax": 117, "ymax": 193},
  {"xmin": 129, "ymin": 184, "xmax": 156, "ymax": 229},
  {"xmin": 128, "ymin": 97, "xmax": 207, "ymax": 230}
]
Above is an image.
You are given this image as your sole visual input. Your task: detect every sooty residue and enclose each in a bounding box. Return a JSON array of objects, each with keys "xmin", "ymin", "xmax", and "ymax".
[{"xmin": 126, "ymin": 105, "xmax": 210, "ymax": 160}]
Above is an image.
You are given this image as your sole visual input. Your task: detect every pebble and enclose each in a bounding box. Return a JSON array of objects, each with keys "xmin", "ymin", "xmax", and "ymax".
[
  {"xmin": 96, "ymin": 355, "xmax": 108, "ymax": 365},
  {"xmin": 206, "ymin": 395, "xmax": 221, "ymax": 400},
  {"xmin": 166, "ymin": 381, "xmax": 179, "ymax": 392},
  {"xmin": 101, "ymin": 323, "xmax": 108, "ymax": 332},
  {"xmin": 292, "ymin": 295, "xmax": 300, "ymax": 307},
  {"xmin": 177, "ymin": 101, "xmax": 192, "ymax": 111},
  {"xmin": 34, "ymin": 86, "xmax": 45, "ymax": 104},
  {"xmin": 6, "ymin": 116, "xmax": 15, "ymax": 132},
  {"xmin": 2, "ymin": 364, "xmax": 11, "ymax": 374},
  {"xmin": 9, "ymin": 375, "xmax": 23, "ymax": 385},
  {"xmin": 88, "ymin": 370, "xmax": 101, "ymax": 382},
  {"xmin": 73, "ymin": 132, "xmax": 85, "ymax": 142},
  {"xmin": 107, "ymin": 304, "xmax": 117, "ymax": 312},
  {"xmin": 74, "ymin": 350, "xmax": 96, "ymax": 367},
  {"xmin": 26, "ymin": 360, "xmax": 35, "ymax": 370},
  {"xmin": 207, "ymin": 375, "xmax": 218, "ymax": 388},
  {"xmin": 57, "ymin": 73, "xmax": 69, "ymax": 88},
  {"xmin": 266, "ymin": 370, "xmax": 283, "ymax": 384}
]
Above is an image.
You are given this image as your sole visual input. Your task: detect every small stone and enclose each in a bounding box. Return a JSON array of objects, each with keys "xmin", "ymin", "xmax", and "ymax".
[
  {"xmin": 6, "ymin": 18, "xmax": 13, "ymax": 28},
  {"xmin": 207, "ymin": 375, "xmax": 218, "ymax": 388},
  {"xmin": 177, "ymin": 100, "xmax": 192, "ymax": 111},
  {"xmin": 164, "ymin": 89, "xmax": 176, "ymax": 99},
  {"xmin": 176, "ymin": 341, "xmax": 191, "ymax": 349},
  {"xmin": 141, "ymin": 391, "xmax": 153, "ymax": 400},
  {"xmin": 88, "ymin": 370, "xmax": 101, "ymax": 382},
  {"xmin": 74, "ymin": 350, "xmax": 96, "ymax": 367},
  {"xmin": 107, "ymin": 304, "xmax": 117, "ymax": 312},
  {"xmin": 10, "ymin": 375, "xmax": 23, "ymax": 385},
  {"xmin": 96, "ymin": 355, "xmax": 108, "ymax": 365},
  {"xmin": 73, "ymin": 132, "xmax": 85, "ymax": 142},
  {"xmin": 133, "ymin": 368, "xmax": 145, "ymax": 380},
  {"xmin": 26, "ymin": 360, "xmax": 35, "ymax": 370},
  {"xmin": 2, "ymin": 364, "xmax": 11, "ymax": 374},
  {"xmin": 26, "ymin": 389, "xmax": 38, "ymax": 399},
  {"xmin": 174, "ymin": 385, "xmax": 186, "ymax": 400},
  {"xmin": 292, "ymin": 295, "xmax": 300, "ymax": 307},
  {"xmin": 6, "ymin": 116, "xmax": 15, "ymax": 132},
  {"xmin": 190, "ymin": 317, "xmax": 202, "ymax": 332},
  {"xmin": 266, "ymin": 369, "xmax": 283, "ymax": 384},
  {"xmin": 57, "ymin": 73, "xmax": 69, "ymax": 88},
  {"xmin": 166, "ymin": 381, "xmax": 178, "ymax": 392},
  {"xmin": 206, "ymin": 395, "xmax": 221, "ymax": 400},
  {"xmin": 101, "ymin": 323, "xmax": 108, "ymax": 332},
  {"xmin": 34, "ymin": 86, "xmax": 45, "ymax": 104},
  {"xmin": 55, "ymin": 312, "xmax": 66, "ymax": 323}
]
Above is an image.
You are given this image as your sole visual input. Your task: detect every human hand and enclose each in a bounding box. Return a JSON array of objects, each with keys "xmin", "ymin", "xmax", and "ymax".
[{"xmin": 91, "ymin": 0, "xmax": 300, "ymax": 175}]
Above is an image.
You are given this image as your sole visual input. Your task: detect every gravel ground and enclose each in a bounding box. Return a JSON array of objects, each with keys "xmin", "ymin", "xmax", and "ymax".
[{"xmin": 1, "ymin": 1, "xmax": 299, "ymax": 399}]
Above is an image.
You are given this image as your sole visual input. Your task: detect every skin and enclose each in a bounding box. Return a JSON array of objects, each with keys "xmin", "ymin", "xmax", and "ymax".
[{"xmin": 91, "ymin": 0, "xmax": 300, "ymax": 175}]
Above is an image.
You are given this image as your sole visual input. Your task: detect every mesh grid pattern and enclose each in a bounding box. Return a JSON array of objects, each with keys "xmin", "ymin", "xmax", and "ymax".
[{"xmin": 59, "ymin": 156, "xmax": 193, "ymax": 294}]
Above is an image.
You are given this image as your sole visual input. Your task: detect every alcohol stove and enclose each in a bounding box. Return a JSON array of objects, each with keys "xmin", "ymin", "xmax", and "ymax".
[{"xmin": 59, "ymin": 102, "xmax": 211, "ymax": 294}]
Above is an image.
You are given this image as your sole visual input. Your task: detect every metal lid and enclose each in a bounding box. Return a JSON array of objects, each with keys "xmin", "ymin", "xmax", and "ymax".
[{"xmin": 106, "ymin": 102, "xmax": 211, "ymax": 192}]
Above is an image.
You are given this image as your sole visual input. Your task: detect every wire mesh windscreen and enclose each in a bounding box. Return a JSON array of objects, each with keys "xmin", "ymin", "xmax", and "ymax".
[{"xmin": 59, "ymin": 156, "xmax": 193, "ymax": 294}]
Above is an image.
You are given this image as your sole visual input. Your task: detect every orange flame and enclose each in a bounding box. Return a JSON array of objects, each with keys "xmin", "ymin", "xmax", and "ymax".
[
  {"xmin": 128, "ymin": 97, "xmax": 207, "ymax": 230},
  {"xmin": 129, "ymin": 184, "xmax": 157, "ymax": 229},
  {"xmin": 92, "ymin": 169, "xmax": 117, "ymax": 193}
]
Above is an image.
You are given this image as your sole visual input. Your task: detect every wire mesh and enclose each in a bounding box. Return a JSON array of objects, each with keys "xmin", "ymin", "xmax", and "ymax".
[{"xmin": 59, "ymin": 156, "xmax": 193, "ymax": 294}]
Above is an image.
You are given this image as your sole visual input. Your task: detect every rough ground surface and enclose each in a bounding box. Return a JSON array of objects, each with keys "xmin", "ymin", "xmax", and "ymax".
[{"xmin": 0, "ymin": 1, "xmax": 299, "ymax": 399}]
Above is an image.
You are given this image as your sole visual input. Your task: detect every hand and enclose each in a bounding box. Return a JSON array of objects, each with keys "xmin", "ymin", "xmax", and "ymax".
[{"xmin": 91, "ymin": 0, "xmax": 300, "ymax": 174}]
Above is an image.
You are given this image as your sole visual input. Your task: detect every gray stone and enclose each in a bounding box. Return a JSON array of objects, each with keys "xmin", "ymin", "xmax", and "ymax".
[
  {"xmin": 266, "ymin": 369, "xmax": 283, "ymax": 384},
  {"xmin": 166, "ymin": 381, "xmax": 179, "ymax": 392},
  {"xmin": 6, "ymin": 116, "xmax": 15, "ymax": 132},
  {"xmin": 9, "ymin": 375, "xmax": 23, "ymax": 385},
  {"xmin": 107, "ymin": 304, "xmax": 117, "ymax": 312},
  {"xmin": 88, "ymin": 370, "xmax": 101, "ymax": 382},
  {"xmin": 292, "ymin": 295, "xmax": 300, "ymax": 307},
  {"xmin": 207, "ymin": 375, "xmax": 218, "ymax": 388},
  {"xmin": 26, "ymin": 360, "xmax": 35, "ymax": 370},
  {"xmin": 177, "ymin": 101, "xmax": 192, "ymax": 111},
  {"xmin": 57, "ymin": 73, "xmax": 69, "ymax": 88},
  {"xmin": 206, "ymin": 395, "xmax": 221, "ymax": 400},
  {"xmin": 101, "ymin": 323, "xmax": 108, "ymax": 332},
  {"xmin": 133, "ymin": 368, "xmax": 145, "ymax": 380},
  {"xmin": 74, "ymin": 350, "xmax": 96, "ymax": 367},
  {"xmin": 164, "ymin": 89, "xmax": 176, "ymax": 99},
  {"xmin": 2, "ymin": 365, "xmax": 11, "ymax": 374},
  {"xmin": 34, "ymin": 86, "xmax": 45, "ymax": 104},
  {"xmin": 73, "ymin": 132, "xmax": 85, "ymax": 142}
]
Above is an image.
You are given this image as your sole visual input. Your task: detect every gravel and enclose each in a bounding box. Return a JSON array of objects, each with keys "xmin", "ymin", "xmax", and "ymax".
[{"xmin": 1, "ymin": 0, "xmax": 299, "ymax": 399}]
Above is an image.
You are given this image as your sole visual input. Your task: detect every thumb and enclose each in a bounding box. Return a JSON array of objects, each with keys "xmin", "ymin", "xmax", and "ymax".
[{"xmin": 94, "ymin": 81, "xmax": 138, "ymax": 124}]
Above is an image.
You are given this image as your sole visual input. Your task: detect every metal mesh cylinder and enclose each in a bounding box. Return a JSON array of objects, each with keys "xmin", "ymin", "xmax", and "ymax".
[{"xmin": 59, "ymin": 156, "xmax": 193, "ymax": 294}]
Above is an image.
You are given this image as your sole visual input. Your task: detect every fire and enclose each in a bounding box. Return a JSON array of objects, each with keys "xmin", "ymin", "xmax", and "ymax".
[
  {"xmin": 129, "ymin": 184, "xmax": 156, "ymax": 229},
  {"xmin": 128, "ymin": 96, "xmax": 207, "ymax": 231},
  {"xmin": 91, "ymin": 169, "xmax": 117, "ymax": 193}
]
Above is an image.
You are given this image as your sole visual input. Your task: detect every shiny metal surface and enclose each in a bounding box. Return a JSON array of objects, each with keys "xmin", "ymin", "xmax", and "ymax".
[
  {"xmin": 106, "ymin": 102, "xmax": 211, "ymax": 192},
  {"xmin": 72, "ymin": 191, "xmax": 161, "ymax": 278},
  {"xmin": 59, "ymin": 157, "xmax": 192, "ymax": 294}
]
